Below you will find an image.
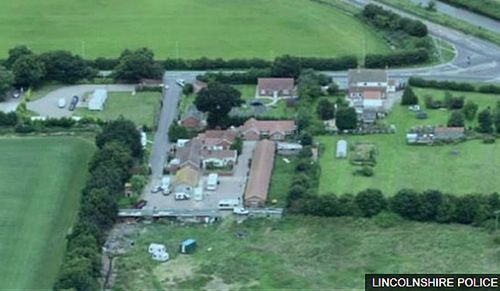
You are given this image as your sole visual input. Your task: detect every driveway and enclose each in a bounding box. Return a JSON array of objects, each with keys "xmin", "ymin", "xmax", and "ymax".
[
  {"xmin": 27, "ymin": 84, "xmax": 135, "ymax": 118},
  {"xmin": 0, "ymin": 96, "xmax": 22, "ymax": 113}
]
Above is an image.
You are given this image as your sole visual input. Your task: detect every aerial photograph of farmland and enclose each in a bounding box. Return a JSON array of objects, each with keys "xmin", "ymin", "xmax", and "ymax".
[{"xmin": 1, "ymin": 0, "xmax": 500, "ymax": 290}]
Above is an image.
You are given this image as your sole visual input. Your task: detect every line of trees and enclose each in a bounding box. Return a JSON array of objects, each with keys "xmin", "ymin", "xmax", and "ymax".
[
  {"xmin": 362, "ymin": 4, "xmax": 428, "ymax": 37},
  {"xmin": 409, "ymin": 77, "xmax": 500, "ymax": 94},
  {"xmin": 54, "ymin": 118, "xmax": 142, "ymax": 291},
  {"xmin": 289, "ymin": 188, "xmax": 500, "ymax": 227}
]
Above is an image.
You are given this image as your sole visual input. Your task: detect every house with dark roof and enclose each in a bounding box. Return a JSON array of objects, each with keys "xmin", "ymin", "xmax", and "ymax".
[
  {"xmin": 257, "ymin": 78, "xmax": 295, "ymax": 98},
  {"xmin": 172, "ymin": 138, "xmax": 202, "ymax": 172},
  {"xmin": 179, "ymin": 105, "xmax": 205, "ymax": 129},
  {"xmin": 244, "ymin": 140, "xmax": 276, "ymax": 208},
  {"xmin": 239, "ymin": 118, "xmax": 296, "ymax": 141}
]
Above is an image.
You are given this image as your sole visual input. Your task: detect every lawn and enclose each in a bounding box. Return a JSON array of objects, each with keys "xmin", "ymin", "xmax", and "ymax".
[
  {"xmin": 0, "ymin": 137, "xmax": 94, "ymax": 290},
  {"xmin": 0, "ymin": 0, "xmax": 390, "ymax": 59},
  {"xmin": 112, "ymin": 215, "xmax": 500, "ymax": 290},
  {"xmin": 76, "ymin": 91, "xmax": 162, "ymax": 127},
  {"xmin": 317, "ymin": 88, "xmax": 500, "ymax": 196},
  {"xmin": 268, "ymin": 157, "xmax": 297, "ymax": 207}
]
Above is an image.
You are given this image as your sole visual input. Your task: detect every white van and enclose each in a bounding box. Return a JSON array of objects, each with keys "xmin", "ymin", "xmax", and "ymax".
[
  {"xmin": 218, "ymin": 199, "xmax": 239, "ymax": 210},
  {"xmin": 206, "ymin": 173, "xmax": 218, "ymax": 191},
  {"xmin": 161, "ymin": 177, "xmax": 171, "ymax": 195}
]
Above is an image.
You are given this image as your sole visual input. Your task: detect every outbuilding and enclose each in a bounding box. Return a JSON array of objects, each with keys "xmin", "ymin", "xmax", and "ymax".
[
  {"xmin": 179, "ymin": 239, "xmax": 197, "ymax": 254},
  {"xmin": 336, "ymin": 140, "xmax": 348, "ymax": 158},
  {"xmin": 88, "ymin": 89, "xmax": 108, "ymax": 111}
]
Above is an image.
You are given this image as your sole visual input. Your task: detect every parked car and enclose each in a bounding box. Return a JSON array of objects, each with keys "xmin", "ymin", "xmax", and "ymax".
[
  {"xmin": 176, "ymin": 79, "xmax": 185, "ymax": 87},
  {"xmin": 57, "ymin": 98, "xmax": 66, "ymax": 108},
  {"xmin": 12, "ymin": 90, "xmax": 21, "ymax": 99},
  {"xmin": 133, "ymin": 199, "xmax": 147, "ymax": 209},
  {"xmin": 233, "ymin": 207, "xmax": 249, "ymax": 215},
  {"xmin": 162, "ymin": 188, "xmax": 171, "ymax": 196},
  {"xmin": 175, "ymin": 193, "xmax": 190, "ymax": 200},
  {"xmin": 68, "ymin": 95, "xmax": 79, "ymax": 111},
  {"xmin": 151, "ymin": 185, "xmax": 162, "ymax": 193}
]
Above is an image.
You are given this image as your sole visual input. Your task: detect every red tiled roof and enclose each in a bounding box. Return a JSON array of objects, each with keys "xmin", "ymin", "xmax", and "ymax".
[
  {"xmin": 364, "ymin": 90, "xmax": 383, "ymax": 100},
  {"xmin": 240, "ymin": 118, "xmax": 296, "ymax": 135},
  {"xmin": 197, "ymin": 129, "xmax": 238, "ymax": 147},
  {"xmin": 201, "ymin": 149, "xmax": 237, "ymax": 160},
  {"xmin": 435, "ymin": 127, "xmax": 465, "ymax": 133},
  {"xmin": 257, "ymin": 78, "xmax": 294, "ymax": 92}
]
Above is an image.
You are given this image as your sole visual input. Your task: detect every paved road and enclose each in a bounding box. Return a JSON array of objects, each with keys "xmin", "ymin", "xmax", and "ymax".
[
  {"xmin": 147, "ymin": 73, "xmax": 198, "ymax": 180},
  {"xmin": 407, "ymin": 0, "xmax": 500, "ymax": 33},
  {"xmin": 27, "ymin": 84, "xmax": 134, "ymax": 118}
]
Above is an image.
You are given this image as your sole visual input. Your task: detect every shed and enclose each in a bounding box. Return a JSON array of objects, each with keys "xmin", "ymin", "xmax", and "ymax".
[
  {"xmin": 179, "ymin": 239, "xmax": 197, "ymax": 254},
  {"xmin": 88, "ymin": 89, "xmax": 108, "ymax": 111},
  {"xmin": 336, "ymin": 140, "xmax": 348, "ymax": 158}
]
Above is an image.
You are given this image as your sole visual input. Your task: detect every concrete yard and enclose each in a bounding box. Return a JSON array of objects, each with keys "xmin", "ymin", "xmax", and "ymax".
[{"xmin": 143, "ymin": 141, "xmax": 256, "ymax": 210}]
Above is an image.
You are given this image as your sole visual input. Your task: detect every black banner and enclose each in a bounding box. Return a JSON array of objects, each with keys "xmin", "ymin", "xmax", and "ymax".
[{"xmin": 365, "ymin": 274, "xmax": 500, "ymax": 290}]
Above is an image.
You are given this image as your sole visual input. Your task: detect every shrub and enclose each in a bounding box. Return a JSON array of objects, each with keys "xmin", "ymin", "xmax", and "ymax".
[
  {"xmin": 353, "ymin": 166, "xmax": 374, "ymax": 177},
  {"xmin": 355, "ymin": 189, "xmax": 386, "ymax": 217}
]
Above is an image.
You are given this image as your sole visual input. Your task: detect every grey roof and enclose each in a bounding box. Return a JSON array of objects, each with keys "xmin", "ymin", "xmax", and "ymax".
[
  {"xmin": 348, "ymin": 69, "xmax": 387, "ymax": 84},
  {"xmin": 176, "ymin": 138, "xmax": 203, "ymax": 169},
  {"xmin": 182, "ymin": 105, "xmax": 204, "ymax": 121}
]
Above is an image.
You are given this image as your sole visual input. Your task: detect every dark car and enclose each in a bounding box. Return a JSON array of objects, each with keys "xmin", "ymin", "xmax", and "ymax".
[
  {"xmin": 133, "ymin": 199, "xmax": 147, "ymax": 209},
  {"xmin": 68, "ymin": 95, "xmax": 79, "ymax": 111}
]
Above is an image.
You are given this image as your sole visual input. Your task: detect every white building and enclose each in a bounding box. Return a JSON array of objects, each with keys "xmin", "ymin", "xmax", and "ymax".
[{"xmin": 88, "ymin": 89, "xmax": 108, "ymax": 111}]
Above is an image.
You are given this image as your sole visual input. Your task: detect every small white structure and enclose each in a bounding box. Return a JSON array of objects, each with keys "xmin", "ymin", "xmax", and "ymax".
[
  {"xmin": 406, "ymin": 133, "xmax": 418, "ymax": 144},
  {"xmin": 88, "ymin": 89, "xmax": 108, "ymax": 111},
  {"xmin": 148, "ymin": 243, "xmax": 166, "ymax": 254},
  {"xmin": 176, "ymin": 139, "xmax": 190, "ymax": 148},
  {"xmin": 141, "ymin": 132, "xmax": 147, "ymax": 149},
  {"xmin": 206, "ymin": 173, "xmax": 218, "ymax": 191},
  {"xmin": 148, "ymin": 243, "xmax": 169, "ymax": 262},
  {"xmin": 336, "ymin": 140, "xmax": 348, "ymax": 158}
]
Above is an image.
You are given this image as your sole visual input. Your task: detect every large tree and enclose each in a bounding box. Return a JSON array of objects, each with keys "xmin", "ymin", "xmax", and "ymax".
[
  {"xmin": 494, "ymin": 110, "xmax": 500, "ymax": 134},
  {"xmin": 477, "ymin": 108, "xmax": 493, "ymax": 133},
  {"xmin": 5, "ymin": 45, "xmax": 32, "ymax": 69},
  {"xmin": 462, "ymin": 100, "xmax": 478, "ymax": 121},
  {"xmin": 316, "ymin": 98, "xmax": 335, "ymax": 120},
  {"xmin": 447, "ymin": 110, "xmax": 465, "ymax": 127},
  {"xmin": 12, "ymin": 54, "xmax": 45, "ymax": 88},
  {"xmin": 0, "ymin": 66, "xmax": 14, "ymax": 101},
  {"xmin": 95, "ymin": 118, "xmax": 143, "ymax": 158},
  {"xmin": 113, "ymin": 48, "xmax": 162, "ymax": 82},
  {"xmin": 335, "ymin": 107, "xmax": 358, "ymax": 130},
  {"xmin": 194, "ymin": 82, "xmax": 243, "ymax": 128},
  {"xmin": 39, "ymin": 50, "xmax": 93, "ymax": 83},
  {"xmin": 297, "ymin": 69, "xmax": 323, "ymax": 99},
  {"xmin": 401, "ymin": 86, "xmax": 418, "ymax": 105}
]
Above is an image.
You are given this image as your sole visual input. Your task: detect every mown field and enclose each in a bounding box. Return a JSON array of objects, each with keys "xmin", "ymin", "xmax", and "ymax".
[
  {"xmin": 113, "ymin": 216, "xmax": 500, "ymax": 290},
  {"xmin": 0, "ymin": 0, "xmax": 389, "ymax": 59},
  {"xmin": 76, "ymin": 91, "xmax": 162, "ymax": 127},
  {"xmin": 318, "ymin": 88, "xmax": 500, "ymax": 195},
  {"xmin": 0, "ymin": 137, "xmax": 94, "ymax": 290}
]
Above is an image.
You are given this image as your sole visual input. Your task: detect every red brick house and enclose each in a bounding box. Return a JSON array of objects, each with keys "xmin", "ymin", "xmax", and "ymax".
[
  {"xmin": 239, "ymin": 118, "xmax": 296, "ymax": 141},
  {"xmin": 257, "ymin": 78, "xmax": 295, "ymax": 98},
  {"xmin": 197, "ymin": 129, "xmax": 238, "ymax": 150},
  {"xmin": 179, "ymin": 105, "xmax": 205, "ymax": 129}
]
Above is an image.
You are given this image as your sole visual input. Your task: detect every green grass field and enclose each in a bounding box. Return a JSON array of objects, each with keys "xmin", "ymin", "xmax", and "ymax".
[
  {"xmin": 318, "ymin": 88, "xmax": 500, "ymax": 195},
  {"xmin": 76, "ymin": 91, "xmax": 162, "ymax": 127},
  {"xmin": 0, "ymin": 0, "xmax": 389, "ymax": 59},
  {"xmin": 113, "ymin": 216, "xmax": 500, "ymax": 290},
  {"xmin": 0, "ymin": 137, "xmax": 94, "ymax": 290}
]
